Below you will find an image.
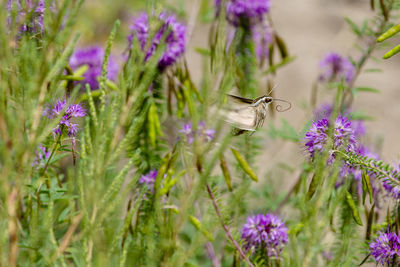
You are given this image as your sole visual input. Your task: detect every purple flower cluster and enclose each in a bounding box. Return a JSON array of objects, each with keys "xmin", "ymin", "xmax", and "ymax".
[
  {"xmin": 7, "ymin": 0, "xmax": 45, "ymax": 34},
  {"xmin": 179, "ymin": 121, "xmax": 215, "ymax": 144},
  {"xmin": 252, "ymin": 24, "xmax": 272, "ymax": 63},
  {"xmin": 139, "ymin": 170, "xmax": 158, "ymax": 188},
  {"xmin": 241, "ymin": 213, "xmax": 288, "ymax": 256},
  {"xmin": 319, "ymin": 52, "xmax": 355, "ymax": 83},
  {"xmin": 226, "ymin": 0, "xmax": 271, "ymax": 27},
  {"xmin": 128, "ymin": 12, "xmax": 186, "ymax": 70},
  {"xmin": 369, "ymin": 232, "xmax": 400, "ymax": 266},
  {"xmin": 305, "ymin": 116, "xmax": 356, "ymax": 160},
  {"xmin": 69, "ymin": 46, "xmax": 119, "ymax": 90},
  {"xmin": 313, "ymin": 103, "xmax": 365, "ymax": 138},
  {"xmin": 44, "ymin": 99, "xmax": 86, "ymax": 138},
  {"xmin": 333, "ymin": 116, "xmax": 357, "ymax": 151}
]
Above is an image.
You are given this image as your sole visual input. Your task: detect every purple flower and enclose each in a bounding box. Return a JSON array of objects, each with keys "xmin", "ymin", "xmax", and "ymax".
[
  {"xmin": 128, "ymin": 12, "xmax": 186, "ymax": 70},
  {"xmin": 179, "ymin": 123, "xmax": 194, "ymax": 144},
  {"xmin": 33, "ymin": 144, "xmax": 51, "ymax": 167},
  {"xmin": 128, "ymin": 13, "xmax": 148, "ymax": 51},
  {"xmin": 313, "ymin": 103, "xmax": 365, "ymax": 138},
  {"xmin": 215, "ymin": 0, "xmax": 222, "ymax": 17},
  {"xmin": 319, "ymin": 52, "xmax": 355, "ymax": 83},
  {"xmin": 305, "ymin": 116, "xmax": 356, "ymax": 160},
  {"xmin": 44, "ymin": 99, "xmax": 86, "ymax": 138},
  {"xmin": 383, "ymin": 181, "xmax": 400, "ymax": 199},
  {"xmin": 7, "ymin": 0, "xmax": 45, "ymax": 34},
  {"xmin": 313, "ymin": 103, "xmax": 334, "ymax": 121},
  {"xmin": 69, "ymin": 46, "xmax": 119, "ymax": 90},
  {"xmin": 241, "ymin": 213, "xmax": 288, "ymax": 256},
  {"xmin": 252, "ymin": 24, "xmax": 272, "ymax": 63},
  {"xmin": 179, "ymin": 122, "xmax": 215, "ymax": 144},
  {"xmin": 225, "ymin": 22, "xmax": 272, "ymax": 66},
  {"xmin": 382, "ymin": 163, "xmax": 400, "ymax": 199},
  {"xmin": 197, "ymin": 121, "xmax": 216, "ymax": 142},
  {"xmin": 226, "ymin": 0, "xmax": 271, "ymax": 27},
  {"xmin": 369, "ymin": 232, "xmax": 400, "ymax": 266},
  {"xmin": 321, "ymin": 251, "xmax": 334, "ymax": 261},
  {"xmin": 305, "ymin": 118, "xmax": 329, "ymax": 158},
  {"xmin": 333, "ymin": 116, "xmax": 356, "ymax": 150},
  {"xmin": 139, "ymin": 170, "xmax": 158, "ymax": 188}
]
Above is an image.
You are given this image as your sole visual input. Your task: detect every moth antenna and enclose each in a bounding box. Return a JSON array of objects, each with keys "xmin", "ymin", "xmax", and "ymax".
[
  {"xmin": 267, "ymin": 83, "xmax": 279, "ymax": 96},
  {"xmin": 271, "ymin": 98, "xmax": 292, "ymax": 112}
]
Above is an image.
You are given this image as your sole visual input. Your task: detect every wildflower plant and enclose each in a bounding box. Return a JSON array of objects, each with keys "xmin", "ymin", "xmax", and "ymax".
[{"xmin": 1, "ymin": 0, "xmax": 400, "ymax": 266}]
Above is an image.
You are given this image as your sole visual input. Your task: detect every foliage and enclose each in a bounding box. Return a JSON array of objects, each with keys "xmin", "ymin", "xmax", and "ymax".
[{"xmin": 1, "ymin": 0, "xmax": 400, "ymax": 266}]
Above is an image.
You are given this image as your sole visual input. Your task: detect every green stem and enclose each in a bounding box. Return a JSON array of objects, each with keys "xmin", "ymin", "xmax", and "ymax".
[{"xmin": 333, "ymin": 150, "xmax": 400, "ymax": 187}]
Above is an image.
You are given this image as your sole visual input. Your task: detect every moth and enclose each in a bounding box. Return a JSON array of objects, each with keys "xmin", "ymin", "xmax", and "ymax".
[{"xmin": 222, "ymin": 94, "xmax": 291, "ymax": 135}]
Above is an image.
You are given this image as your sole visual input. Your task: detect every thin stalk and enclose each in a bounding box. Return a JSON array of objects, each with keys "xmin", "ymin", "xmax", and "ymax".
[
  {"xmin": 41, "ymin": 125, "xmax": 64, "ymax": 176},
  {"xmin": 206, "ymin": 184, "xmax": 255, "ymax": 267}
]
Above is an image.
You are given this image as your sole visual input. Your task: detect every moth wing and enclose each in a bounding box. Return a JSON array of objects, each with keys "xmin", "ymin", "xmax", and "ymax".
[
  {"xmin": 221, "ymin": 106, "xmax": 257, "ymax": 131},
  {"xmin": 226, "ymin": 94, "xmax": 254, "ymax": 107}
]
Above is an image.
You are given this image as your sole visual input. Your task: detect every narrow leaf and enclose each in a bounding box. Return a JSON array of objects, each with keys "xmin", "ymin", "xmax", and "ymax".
[
  {"xmin": 377, "ymin": 24, "xmax": 400, "ymax": 42},
  {"xmin": 188, "ymin": 216, "xmax": 214, "ymax": 242},
  {"xmin": 275, "ymin": 34, "xmax": 288, "ymax": 59},
  {"xmin": 383, "ymin": 44, "xmax": 400, "ymax": 59},
  {"xmin": 362, "ymin": 171, "xmax": 374, "ymax": 204},
  {"xmin": 60, "ymin": 75, "xmax": 84, "ymax": 81},
  {"xmin": 366, "ymin": 203, "xmax": 375, "ymax": 241},
  {"xmin": 220, "ymin": 154, "xmax": 233, "ymax": 191},
  {"xmin": 264, "ymin": 56, "xmax": 295, "ymax": 75},
  {"xmin": 147, "ymin": 105, "xmax": 156, "ymax": 148},
  {"xmin": 307, "ymin": 174, "xmax": 318, "ymax": 199},
  {"xmin": 345, "ymin": 191, "xmax": 363, "ymax": 226},
  {"xmin": 345, "ymin": 17, "xmax": 361, "ymax": 36},
  {"xmin": 231, "ymin": 148, "xmax": 258, "ymax": 182},
  {"xmin": 268, "ymin": 43, "xmax": 275, "ymax": 69},
  {"xmin": 352, "ymin": 87, "xmax": 380, "ymax": 94}
]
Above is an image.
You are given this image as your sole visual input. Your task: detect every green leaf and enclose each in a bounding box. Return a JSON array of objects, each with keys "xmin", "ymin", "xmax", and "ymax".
[
  {"xmin": 159, "ymin": 170, "xmax": 185, "ymax": 195},
  {"xmin": 105, "ymin": 80, "xmax": 119, "ymax": 91},
  {"xmin": 377, "ymin": 24, "xmax": 400, "ymax": 42},
  {"xmin": 188, "ymin": 216, "xmax": 214, "ymax": 242},
  {"xmin": 383, "ymin": 44, "xmax": 400, "ymax": 59},
  {"xmin": 364, "ymin": 68, "xmax": 382, "ymax": 73},
  {"xmin": 219, "ymin": 155, "xmax": 233, "ymax": 191},
  {"xmin": 345, "ymin": 17, "xmax": 361, "ymax": 36},
  {"xmin": 264, "ymin": 56, "xmax": 296, "ymax": 75},
  {"xmin": 194, "ymin": 47, "xmax": 211, "ymax": 56},
  {"xmin": 349, "ymin": 111, "xmax": 375, "ymax": 121},
  {"xmin": 352, "ymin": 87, "xmax": 380, "ymax": 96},
  {"xmin": 288, "ymin": 223, "xmax": 304, "ymax": 236},
  {"xmin": 231, "ymin": 148, "xmax": 258, "ymax": 182},
  {"xmin": 268, "ymin": 119, "xmax": 300, "ymax": 142},
  {"xmin": 345, "ymin": 191, "xmax": 363, "ymax": 226},
  {"xmin": 60, "ymin": 75, "xmax": 84, "ymax": 81},
  {"xmin": 275, "ymin": 34, "xmax": 289, "ymax": 59},
  {"xmin": 307, "ymin": 174, "xmax": 318, "ymax": 200},
  {"xmin": 147, "ymin": 104, "xmax": 156, "ymax": 148},
  {"xmin": 362, "ymin": 171, "xmax": 374, "ymax": 204},
  {"xmin": 366, "ymin": 203, "xmax": 375, "ymax": 241}
]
